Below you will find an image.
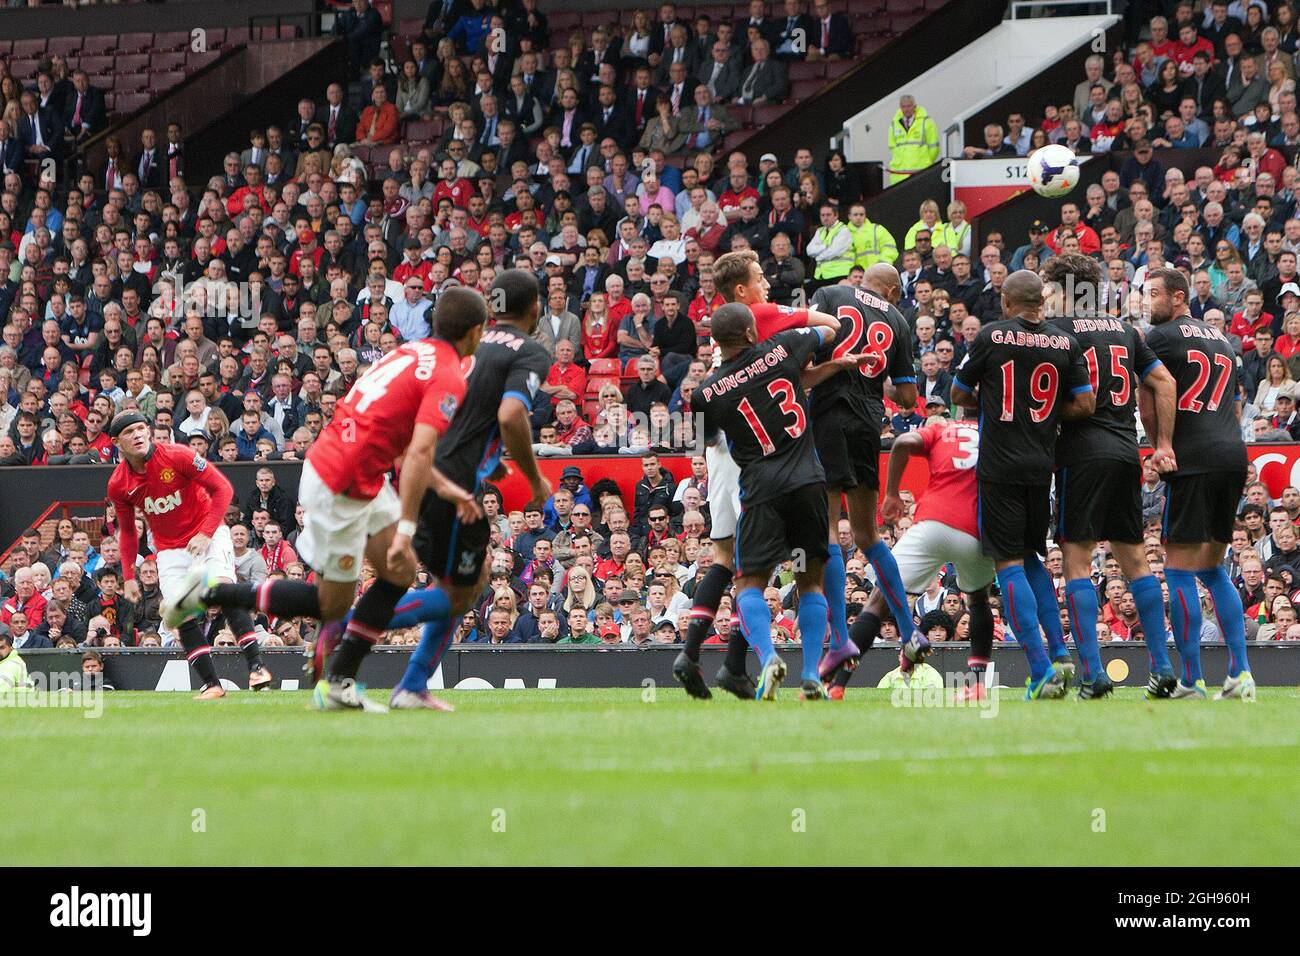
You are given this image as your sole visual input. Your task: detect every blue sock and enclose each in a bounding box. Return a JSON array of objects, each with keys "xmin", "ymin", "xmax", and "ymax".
[
  {"xmin": 796, "ymin": 591, "xmax": 828, "ymax": 682},
  {"xmin": 996, "ymin": 564, "xmax": 1051, "ymax": 680},
  {"xmin": 736, "ymin": 587, "xmax": 776, "ymax": 664},
  {"xmin": 1196, "ymin": 566, "xmax": 1250, "ymax": 678},
  {"xmin": 1165, "ymin": 569, "xmax": 1203, "ymax": 684},
  {"xmin": 1064, "ymin": 578, "xmax": 1103, "ymax": 681},
  {"xmin": 822, "ymin": 547, "xmax": 849, "ymax": 650},
  {"xmin": 397, "ymin": 615, "xmax": 458, "ymax": 693},
  {"xmin": 1131, "ymin": 574, "xmax": 1172, "ymax": 674},
  {"xmin": 1024, "ymin": 554, "xmax": 1068, "ymax": 660},
  {"xmin": 865, "ymin": 540, "xmax": 915, "ymax": 640}
]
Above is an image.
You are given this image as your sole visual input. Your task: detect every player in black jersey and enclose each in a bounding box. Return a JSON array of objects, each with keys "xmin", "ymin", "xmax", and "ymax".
[
  {"xmin": 1143, "ymin": 267, "xmax": 1256, "ymax": 701},
  {"xmin": 1041, "ymin": 253, "xmax": 1180, "ymax": 699},
  {"xmin": 692, "ymin": 303, "xmax": 835, "ymax": 699},
  {"xmin": 808, "ymin": 265, "xmax": 928, "ymax": 693},
  {"xmin": 319, "ymin": 270, "xmax": 555, "ymax": 708},
  {"xmin": 952, "ymin": 269, "xmax": 1095, "ymax": 700}
]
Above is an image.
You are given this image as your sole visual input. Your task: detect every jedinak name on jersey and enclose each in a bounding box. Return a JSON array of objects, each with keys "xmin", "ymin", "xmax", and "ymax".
[{"xmin": 700, "ymin": 344, "xmax": 790, "ymax": 400}]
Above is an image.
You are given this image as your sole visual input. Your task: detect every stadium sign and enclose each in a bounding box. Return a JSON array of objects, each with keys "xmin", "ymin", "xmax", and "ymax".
[{"xmin": 950, "ymin": 155, "xmax": 1092, "ymax": 219}]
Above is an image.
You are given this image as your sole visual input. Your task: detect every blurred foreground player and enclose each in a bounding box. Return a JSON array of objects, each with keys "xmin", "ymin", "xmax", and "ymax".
[
  {"xmin": 1041, "ymin": 253, "xmax": 1180, "ymax": 699},
  {"xmin": 1143, "ymin": 267, "xmax": 1255, "ymax": 701},
  {"xmin": 168, "ymin": 287, "xmax": 487, "ymax": 711},
  {"xmin": 951, "ymin": 270, "xmax": 1095, "ymax": 700},
  {"xmin": 825, "ymin": 417, "xmax": 997, "ymax": 700},
  {"xmin": 107, "ymin": 412, "xmax": 270, "ymax": 699},
  {"xmin": 692, "ymin": 302, "xmax": 836, "ymax": 699}
]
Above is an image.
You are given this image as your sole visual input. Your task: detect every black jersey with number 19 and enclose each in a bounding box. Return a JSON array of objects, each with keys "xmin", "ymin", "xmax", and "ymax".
[
  {"xmin": 1143, "ymin": 314, "xmax": 1247, "ymax": 475},
  {"xmin": 692, "ymin": 327, "xmax": 827, "ymax": 504},
  {"xmin": 1048, "ymin": 313, "xmax": 1161, "ymax": 466},
  {"xmin": 953, "ymin": 314, "xmax": 1091, "ymax": 484}
]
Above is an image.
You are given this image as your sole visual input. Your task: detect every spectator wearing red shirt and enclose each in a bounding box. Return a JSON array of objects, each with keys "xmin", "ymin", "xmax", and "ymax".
[
  {"xmin": 1147, "ymin": 14, "xmax": 1177, "ymax": 61},
  {"xmin": 1230, "ymin": 289, "xmax": 1273, "ymax": 346},
  {"xmin": 688, "ymin": 271, "xmax": 725, "ymax": 327},
  {"xmin": 393, "ymin": 244, "xmax": 434, "ymax": 290},
  {"xmin": 581, "ymin": 291, "xmax": 618, "ymax": 360},
  {"xmin": 356, "ymin": 85, "xmax": 400, "ymax": 145},
  {"xmin": 594, "ymin": 531, "xmax": 631, "ymax": 583},
  {"xmin": 684, "ymin": 201, "xmax": 727, "ymax": 254},
  {"xmin": 288, "ymin": 228, "xmax": 324, "ymax": 277},
  {"xmin": 1245, "ymin": 130, "xmax": 1287, "ymax": 183},
  {"xmin": 226, "ymin": 164, "xmax": 269, "ymax": 217},
  {"xmin": 1172, "ymin": 22, "xmax": 1215, "ymax": 74},
  {"xmin": 541, "ymin": 339, "xmax": 587, "ymax": 407},
  {"xmin": 433, "ymin": 157, "xmax": 475, "ymax": 210},
  {"xmin": 1, "ymin": 566, "xmax": 47, "ymax": 630},
  {"xmin": 1044, "ymin": 201, "xmax": 1100, "ymax": 255}
]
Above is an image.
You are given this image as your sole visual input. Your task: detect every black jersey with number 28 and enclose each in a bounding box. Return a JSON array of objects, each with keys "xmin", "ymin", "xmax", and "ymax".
[
  {"xmin": 692, "ymin": 327, "xmax": 828, "ymax": 504},
  {"xmin": 1049, "ymin": 313, "xmax": 1161, "ymax": 466},
  {"xmin": 1143, "ymin": 314, "xmax": 1247, "ymax": 475},
  {"xmin": 953, "ymin": 314, "xmax": 1091, "ymax": 484},
  {"xmin": 809, "ymin": 284, "xmax": 916, "ymax": 429}
]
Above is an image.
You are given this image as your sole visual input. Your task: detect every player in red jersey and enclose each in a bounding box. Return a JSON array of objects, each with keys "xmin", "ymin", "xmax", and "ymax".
[
  {"xmin": 824, "ymin": 416, "xmax": 997, "ymax": 699},
  {"xmin": 168, "ymin": 287, "xmax": 488, "ymax": 712},
  {"xmin": 106, "ymin": 412, "xmax": 271, "ymax": 699}
]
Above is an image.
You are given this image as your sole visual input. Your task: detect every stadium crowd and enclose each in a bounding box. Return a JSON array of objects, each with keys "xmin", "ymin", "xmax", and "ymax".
[{"xmin": 0, "ymin": 0, "xmax": 1298, "ymax": 660}]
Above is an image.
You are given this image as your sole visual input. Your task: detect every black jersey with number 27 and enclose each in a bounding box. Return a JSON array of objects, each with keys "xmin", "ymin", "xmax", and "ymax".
[
  {"xmin": 692, "ymin": 327, "xmax": 828, "ymax": 505},
  {"xmin": 953, "ymin": 314, "xmax": 1092, "ymax": 484},
  {"xmin": 1143, "ymin": 314, "xmax": 1247, "ymax": 475}
]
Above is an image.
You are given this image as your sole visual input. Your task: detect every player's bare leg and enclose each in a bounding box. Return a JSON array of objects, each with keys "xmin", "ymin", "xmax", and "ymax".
[
  {"xmin": 1165, "ymin": 540, "xmax": 1254, "ymax": 701},
  {"xmin": 202, "ymin": 571, "xmax": 272, "ymax": 691}
]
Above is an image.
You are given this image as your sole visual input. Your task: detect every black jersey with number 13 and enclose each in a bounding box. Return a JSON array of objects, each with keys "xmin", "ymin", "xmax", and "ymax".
[
  {"xmin": 1143, "ymin": 314, "xmax": 1247, "ymax": 475},
  {"xmin": 953, "ymin": 315, "xmax": 1091, "ymax": 484},
  {"xmin": 692, "ymin": 327, "xmax": 827, "ymax": 504}
]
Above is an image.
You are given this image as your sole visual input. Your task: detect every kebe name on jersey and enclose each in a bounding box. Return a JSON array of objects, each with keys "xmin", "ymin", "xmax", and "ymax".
[{"xmin": 700, "ymin": 343, "xmax": 791, "ymax": 400}]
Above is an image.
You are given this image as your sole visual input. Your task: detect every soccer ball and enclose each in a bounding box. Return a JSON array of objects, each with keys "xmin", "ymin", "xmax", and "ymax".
[{"xmin": 1026, "ymin": 144, "xmax": 1080, "ymax": 198}]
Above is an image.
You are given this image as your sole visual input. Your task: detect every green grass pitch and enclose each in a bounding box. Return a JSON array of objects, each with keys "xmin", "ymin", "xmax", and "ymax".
[{"xmin": 6, "ymin": 687, "xmax": 1299, "ymax": 866}]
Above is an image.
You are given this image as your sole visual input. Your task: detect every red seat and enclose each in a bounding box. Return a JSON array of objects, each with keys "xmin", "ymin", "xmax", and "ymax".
[
  {"xmin": 154, "ymin": 31, "xmax": 190, "ymax": 52},
  {"xmin": 885, "ymin": 0, "xmax": 910, "ymax": 10},
  {"xmin": 185, "ymin": 50, "xmax": 221, "ymax": 73},
  {"xmin": 586, "ymin": 376, "xmax": 620, "ymax": 398},
  {"xmin": 791, "ymin": 78, "xmax": 823, "ymax": 101},
  {"xmin": 583, "ymin": 398, "xmax": 602, "ymax": 421},
  {"xmin": 117, "ymin": 32, "xmax": 154, "ymax": 54},
  {"xmin": 752, "ymin": 103, "xmax": 788, "ymax": 125},
  {"xmin": 403, "ymin": 119, "xmax": 440, "ymax": 143},
  {"xmin": 79, "ymin": 35, "xmax": 117, "ymax": 56},
  {"xmin": 113, "ymin": 72, "xmax": 147, "ymax": 92},
  {"xmin": 8, "ymin": 59, "xmax": 40, "ymax": 79},
  {"xmin": 588, "ymin": 358, "xmax": 620, "ymax": 377},
  {"xmin": 623, "ymin": 356, "xmax": 659, "ymax": 378},
  {"xmin": 116, "ymin": 53, "xmax": 150, "ymax": 73},
  {"xmin": 114, "ymin": 92, "xmax": 149, "ymax": 115},
  {"xmin": 48, "ymin": 37, "xmax": 81, "ymax": 57},
  {"xmin": 13, "ymin": 39, "xmax": 46, "ymax": 58},
  {"xmin": 399, "ymin": 17, "xmax": 423, "ymax": 37},
  {"xmin": 891, "ymin": 12, "xmax": 924, "ymax": 31},
  {"xmin": 788, "ymin": 60, "xmax": 824, "ymax": 80},
  {"xmin": 205, "ymin": 28, "xmax": 227, "ymax": 48},
  {"xmin": 225, "ymin": 27, "xmax": 252, "ymax": 46},
  {"xmin": 0, "ymin": 41, "xmax": 12, "ymax": 56},
  {"xmin": 147, "ymin": 71, "xmax": 187, "ymax": 94},
  {"xmin": 150, "ymin": 51, "xmax": 188, "ymax": 73},
  {"xmin": 826, "ymin": 59, "xmax": 856, "ymax": 79}
]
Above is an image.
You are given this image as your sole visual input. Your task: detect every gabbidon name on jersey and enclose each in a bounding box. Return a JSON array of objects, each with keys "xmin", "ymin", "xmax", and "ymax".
[
  {"xmin": 989, "ymin": 329, "xmax": 1073, "ymax": 350},
  {"xmin": 702, "ymin": 343, "xmax": 791, "ymax": 400}
]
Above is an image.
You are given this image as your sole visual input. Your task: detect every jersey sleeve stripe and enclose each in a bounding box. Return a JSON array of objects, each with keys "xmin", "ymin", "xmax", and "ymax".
[
  {"xmin": 502, "ymin": 390, "xmax": 531, "ymax": 406},
  {"xmin": 951, "ymin": 378, "xmax": 972, "ymax": 393},
  {"xmin": 1071, "ymin": 384, "xmax": 1093, "ymax": 395},
  {"xmin": 1139, "ymin": 360, "xmax": 1162, "ymax": 380},
  {"xmin": 893, "ymin": 376, "xmax": 916, "ymax": 383}
]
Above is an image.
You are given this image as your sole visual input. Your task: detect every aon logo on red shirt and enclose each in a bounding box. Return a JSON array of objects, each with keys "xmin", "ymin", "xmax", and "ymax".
[{"xmin": 144, "ymin": 491, "xmax": 183, "ymax": 515}]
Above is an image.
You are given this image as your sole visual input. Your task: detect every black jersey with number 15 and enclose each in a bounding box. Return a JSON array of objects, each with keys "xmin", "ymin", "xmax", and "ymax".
[
  {"xmin": 1048, "ymin": 313, "xmax": 1161, "ymax": 467},
  {"xmin": 809, "ymin": 285, "xmax": 915, "ymax": 429},
  {"xmin": 692, "ymin": 327, "xmax": 827, "ymax": 504},
  {"xmin": 953, "ymin": 315, "xmax": 1091, "ymax": 484},
  {"xmin": 1143, "ymin": 314, "xmax": 1247, "ymax": 475}
]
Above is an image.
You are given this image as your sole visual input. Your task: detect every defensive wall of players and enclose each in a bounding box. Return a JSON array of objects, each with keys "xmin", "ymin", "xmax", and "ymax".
[
  {"xmin": 10, "ymin": 446, "xmax": 1300, "ymax": 550},
  {"xmin": 15, "ymin": 642, "xmax": 1300, "ymax": 691}
]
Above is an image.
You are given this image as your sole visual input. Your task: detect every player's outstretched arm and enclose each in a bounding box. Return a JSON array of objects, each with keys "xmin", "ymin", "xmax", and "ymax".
[
  {"xmin": 881, "ymin": 430, "xmax": 924, "ymax": 522},
  {"xmin": 1139, "ymin": 363, "xmax": 1178, "ymax": 472},
  {"xmin": 499, "ymin": 397, "xmax": 552, "ymax": 505},
  {"xmin": 951, "ymin": 380, "xmax": 978, "ymax": 411},
  {"xmin": 804, "ymin": 309, "xmax": 841, "ymax": 333}
]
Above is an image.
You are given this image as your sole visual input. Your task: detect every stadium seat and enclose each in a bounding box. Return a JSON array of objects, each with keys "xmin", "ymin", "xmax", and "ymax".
[
  {"xmin": 0, "ymin": 40, "xmax": 11, "ymax": 57},
  {"xmin": 48, "ymin": 37, "xmax": 82, "ymax": 57},
  {"xmin": 825, "ymin": 59, "xmax": 856, "ymax": 78},
  {"xmin": 399, "ymin": 18, "xmax": 423, "ymax": 38},
  {"xmin": 891, "ymin": 12, "xmax": 925, "ymax": 32},
  {"xmin": 788, "ymin": 60, "xmax": 824, "ymax": 81},
  {"xmin": 8, "ymin": 59, "xmax": 40, "ymax": 79},
  {"xmin": 403, "ymin": 119, "xmax": 440, "ymax": 143},
  {"xmin": 586, "ymin": 376, "xmax": 620, "ymax": 399},
  {"xmin": 549, "ymin": 12, "xmax": 582, "ymax": 33},
  {"xmin": 205, "ymin": 28, "xmax": 227, "ymax": 48},
  {"xmin": 185, "ymin": 50, "xmax": 221, "ymax": 73},
  {"xmin": 588, "ymin": 358, "xmax": 620, "ymax": 378},
  {"xmin": 117, "ymin": 33, "xmax": 154, "ymax": 54},
  {"xmin": 147, "ymin": 71, "xmax": 187, "ymax": 94},
  {"xmin": 225, "ymin": 27, "xmax": 252, "ymax": 46},
  {"xmin": 113, "ymin": 72, "xmax": 148, "ymax": 92},
  {"xmin": 150, "ymin": 51, "xmax": 188, "ymax": 73},
  {"xmin": 583, "ymin": 397, "xmax": 602, "ymax": 421},
  {"xmin": 154, "ymin": 31, "xmax": 191, "ymax": 52},
  {"xmin": 113, "ymin": 92, "xmax": 150, "ymax": 115},
  {"xmin": 79, "ymin": 35, "xmax": 117, "ymax": 56},
  {"xmin": 751, "ymin": 103, "xmax": 788, "ymax": 126},
  {"xmin": 12, "ymin": 39, "xmax": 46, "ymax": 58},
  {"xmin": 115, "ymin": 53, "xmax": 151, "ymax": 74},
  {"xmin": 791, "ymin": 79, "xmax": 822, "ymax": 102},
  {"xmin": 623, "ymin": 357, "xmax": 658, "ymax": 379}
]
